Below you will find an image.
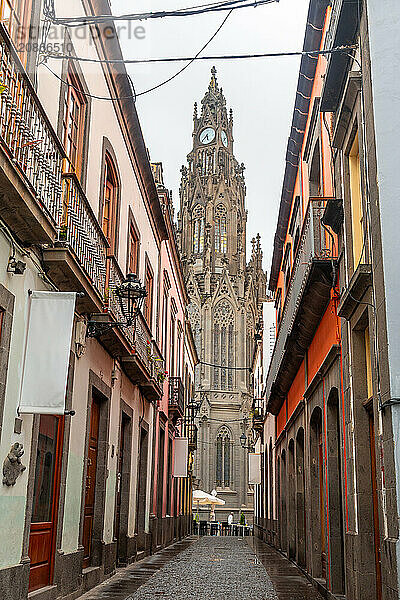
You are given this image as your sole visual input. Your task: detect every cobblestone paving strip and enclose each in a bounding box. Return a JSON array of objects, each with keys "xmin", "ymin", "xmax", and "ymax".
[
  {"xmin": 129, "ymin": 537, "xmax": 276, "ymax": 600},
  {"xmin": 77, "ymin": 538, "xmax": 196, "ymax": 600}
]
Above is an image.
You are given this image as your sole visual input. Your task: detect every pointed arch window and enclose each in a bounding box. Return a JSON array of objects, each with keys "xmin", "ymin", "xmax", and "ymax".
[
  {"xmin": 215, "ymin": 204, "xmax": 227, "ymax": 254},
  {"xmin": 216, "ymin": 426, "xmax": 231, "ymax": 488},
  {"xmin": 213, "ymin": 300, "xmax": 234, "ymax": 390},
  {"xmin": 193, "ymin": 205, "xmax": 205, "ymax": 254}
]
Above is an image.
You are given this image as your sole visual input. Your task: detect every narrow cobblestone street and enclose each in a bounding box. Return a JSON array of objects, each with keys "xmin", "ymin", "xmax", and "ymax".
[{"xmin": 78, "ymin": 537, "xmax": 324, "ymax": 600}]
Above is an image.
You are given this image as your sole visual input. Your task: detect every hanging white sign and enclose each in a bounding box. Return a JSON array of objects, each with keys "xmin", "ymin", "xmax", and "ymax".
[
  {"xmin": 248, "ymin": 452, "xmax": 261, "ymax": 485},
  {"xmin": 19, "ymin": 291, "xmax": 76, "ymax": 415},
  {"xmin": 173, "ymin": 437, "xmax": 189, "ymax": 478}
]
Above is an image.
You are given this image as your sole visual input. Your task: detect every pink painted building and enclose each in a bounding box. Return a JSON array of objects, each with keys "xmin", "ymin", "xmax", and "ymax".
[{"xmin": 150, "ymin": 163, "xmax": 197, "ymax": 548}]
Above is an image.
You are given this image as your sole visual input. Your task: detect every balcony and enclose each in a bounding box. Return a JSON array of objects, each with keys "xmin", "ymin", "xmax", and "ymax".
[
  {"xmin": 140, "ymin": 340, "xmax": 165, "ymax": 402},
  {"xmin": 186, "ymin": 422, "xmax": 198, "ymax": 451},
  {"xmin": 266, "ymin": 198, "xmax": 337, "ymax": 415},
  {"xmin": 252, "ymin": 405, "xmax": 264, "ymax": 433},
  {"xmin": 169, "ymin": 376, "xmax": 185, "ymax": 421},
  {"xmin": 0, "ymin": 24, "xmax": 64, "ymax": 244},
  {"xmin": 42, "ymin": 172, "xmax": 108, "ymax": 313}
]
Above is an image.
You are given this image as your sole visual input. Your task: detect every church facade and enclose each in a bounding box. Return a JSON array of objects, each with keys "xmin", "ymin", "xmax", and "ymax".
[{"xmin": 177, "ymin": 68, "xmax": 266, "ymax": 522}]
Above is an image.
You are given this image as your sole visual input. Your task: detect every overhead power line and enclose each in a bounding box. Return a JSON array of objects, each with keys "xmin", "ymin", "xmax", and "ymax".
[
  {"xmin": 43, "ymin": 45, "xmax": 358, "ymax": 67},
  {"xmin": 199, "ymin": 361, "xmax": 251, "ymax": 372},
  {"xmin": 42, "ymin": 44, "xmax": 357, "ymax": 102},
  {"xmin": 47, "ymin": 0, "xmax": 278, "ymax": 26},
  {"xmin": 42, "ymin": 8, "xmax": 233, "ymax": 100}
]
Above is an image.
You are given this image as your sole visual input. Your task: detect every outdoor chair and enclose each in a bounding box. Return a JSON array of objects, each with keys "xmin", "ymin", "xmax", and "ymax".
[
  {"xmin": 221, "ymin": 521, "xmax": 230, "ymax": 536},
  {"xmin": 210, "ymin": 522, "xmax": 219, "ymax": 536},
  {"xmin": 199, "ymin": 520, "xmax": 208, "ymax": 536}
]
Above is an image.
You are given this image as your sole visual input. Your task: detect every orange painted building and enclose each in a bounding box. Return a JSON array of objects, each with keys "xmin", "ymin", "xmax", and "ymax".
[{"xmin": 255, "ymin": 1, "xmax": 348, "ymax": 597}]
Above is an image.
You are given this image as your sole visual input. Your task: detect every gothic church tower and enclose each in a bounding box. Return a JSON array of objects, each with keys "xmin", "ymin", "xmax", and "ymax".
[{"xmin": 178, "ymin": 68, "xmax": 266, "ymax": 520}]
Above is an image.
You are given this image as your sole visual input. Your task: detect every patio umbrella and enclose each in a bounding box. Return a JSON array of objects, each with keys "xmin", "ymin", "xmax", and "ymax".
[{"xmin": 193, "ymin": 490, "xmax": 225, "ymax": 536}]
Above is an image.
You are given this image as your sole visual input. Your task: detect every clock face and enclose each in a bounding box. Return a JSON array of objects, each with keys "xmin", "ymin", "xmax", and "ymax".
[
  {"xmin": 221, "ymin": 130, "xmax": 228, "ymax": 147},
  {"xmin": 199, "ymin": 127, "xmax": 215, "ymax": 144}
]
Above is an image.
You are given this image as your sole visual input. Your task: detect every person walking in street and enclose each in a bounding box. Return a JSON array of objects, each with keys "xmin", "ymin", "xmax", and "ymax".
[{"xmin": 228, "ymin": 511, "xmax": 234, "ymax": 535}]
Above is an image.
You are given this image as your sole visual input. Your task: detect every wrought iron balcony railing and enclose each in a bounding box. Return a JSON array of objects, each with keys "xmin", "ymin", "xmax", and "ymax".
[
  {"xmin": 0, "ymin": 25, "xmax": 64, "ymax": 225},
  {"xmin": 107, "ymin": 257, "xmax": 151, "ymax": 368},
  {"xmin": 60, "ymin": 172, "xmax": 108, "ymax": 299},
  {"xmin": 169, "ymin": 376, "xmax": 185, "ymax": 416},
  {"xmin": 265, "ymin": 198, "xmax": 337, "ymax": 409},
  {"xmin": 150, "ymin": 340, "xmax": 165, "ymax": 385}
]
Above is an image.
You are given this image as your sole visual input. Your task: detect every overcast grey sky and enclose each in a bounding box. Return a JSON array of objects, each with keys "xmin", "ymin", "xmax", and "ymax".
[{"xmin": 114, "ymin": 0, "xmax": 310, "ymax": 274}]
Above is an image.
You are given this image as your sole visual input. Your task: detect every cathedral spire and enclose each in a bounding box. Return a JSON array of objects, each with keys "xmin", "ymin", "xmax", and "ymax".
[{"xmin": 209, "ymin": 66, "xmax": 218, "ymax": 92}]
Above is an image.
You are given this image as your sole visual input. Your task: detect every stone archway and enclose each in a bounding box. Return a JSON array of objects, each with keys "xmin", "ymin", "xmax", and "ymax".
[
  {"xmin": 296, "ymin": 428, "xmax": 306, "ymax": 568},
  {"xmin": 288, "ymin": 439, "xmax": 296, "ymax": 559},
  {"xmin": 310, "ymin": 407, "xmax": 326, "ymax": 579},
  {"xmin": 326, "ymin": 388, "xmax": 345, "ymax": 594},
  {"xmin": 280, "ymin": 449, "xmax": 287, "ymax": 553}
]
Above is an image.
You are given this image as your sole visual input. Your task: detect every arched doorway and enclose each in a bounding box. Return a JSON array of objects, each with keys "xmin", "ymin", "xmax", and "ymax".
[
  {"xmin": 276, "ymin": 454, "xmax": 281, "ymax": 548},
  {"xmin": 327, "ymin": 389, "xmax": 345, "ymax": 594},
  {"xmin": 296, "ymin": 428, "xmax": 306, "ymax": 568},
  {"xmin": 280, "ymin": 449, "xmax": 287, "ymax": 553},
  {"xmin": 310, "ymin": 407, "xmax": 326, "ymax": 579},
  {"xmin": 288, "ymin": 439, "xmax": 296, "ymax": 559},
  {"xmin": 264, "ymin": 445, "xmax": 269, "ymax": 531}
]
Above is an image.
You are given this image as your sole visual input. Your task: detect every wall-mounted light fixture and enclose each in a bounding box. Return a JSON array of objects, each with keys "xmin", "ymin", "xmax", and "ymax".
[
  {"xmin": 7, "ymin": 257, "xmax": 26, "ymax": 275},
  {"xmin": 87, "ymin": 273, "xmax": 147, "ymax": 338},
  {"xmin": 240, "ymin": 432, "xmax": 255, "ymax": 452}
]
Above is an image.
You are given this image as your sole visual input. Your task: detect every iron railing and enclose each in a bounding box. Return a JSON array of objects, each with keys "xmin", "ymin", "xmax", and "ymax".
[
  {"xmin": 265, "ymin": 199, "xmax": 337, "ymax": 400},
  {"xmin": 169, "ymin": 376, "xmax": 185, "ymax": 414},
  {"xmin": 60, "ymin": 173, "xmax": 108, "ymax": 298},
  {"xmin": 151, "ymin": 340, "xmax": 165, "ymax": 384},
  {"xmin": 0, "ymin": 26, "xmax": 166, "ymax": 379},
  {"xmin": 107, "ymin": 257, "xmax": 153, "ymax": 371},
  {"xmin": 0, "ymin": 25, "xmax": 64, "ymax": 224}
]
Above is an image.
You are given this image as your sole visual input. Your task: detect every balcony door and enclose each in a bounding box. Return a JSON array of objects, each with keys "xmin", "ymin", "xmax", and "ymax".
[
  {"xmin": 82, "ymin": 397, "xmax": 100, "ymax": 568},
  {"xmin": 28, "ymin": 415, "xmax": 64, "ymax": 592}
]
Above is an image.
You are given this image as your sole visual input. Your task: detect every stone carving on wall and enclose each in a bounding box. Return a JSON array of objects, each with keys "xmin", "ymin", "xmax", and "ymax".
[{"xmin": 3, "ymin": 442, "xmax": 26, "ymax": 486}]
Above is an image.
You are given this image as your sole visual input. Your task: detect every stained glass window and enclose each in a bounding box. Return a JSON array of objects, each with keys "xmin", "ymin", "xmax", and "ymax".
[
  {"xmin": 216, "ymin": 426, "xmax": 231, "ymax": 488},
  {"xmin": 214, "ymin": 300, "xmax": 235, "ymax": 390},
  {"xmin": 215, "ymin": 204, "xmax": 227, "ymax": 254},
  {"xmin": 193, "ymin": 205, "xmax": 205, "ymax": 254}
]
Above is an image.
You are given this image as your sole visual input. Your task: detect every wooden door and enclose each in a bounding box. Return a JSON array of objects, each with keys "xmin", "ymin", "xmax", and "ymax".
[
  {"xmin": 28, "ymin": 415, "xmax": 64, "ymax": 592},
  {"xmin": 369, "ymin": 412, "xmax": 382, "ymax": 600},
  {"xmin": 82, "ymin": 398, "xmax": 100, "ymax": 568},
  {"xmin": 318, "ymin": 431, "xmax": 326, "ymax": 579}
]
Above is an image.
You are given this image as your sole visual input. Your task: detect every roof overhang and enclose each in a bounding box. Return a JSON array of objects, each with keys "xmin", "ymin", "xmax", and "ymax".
[
  {"xmin": 269, "ymin": 0, "xmax": 330, "ymax": 292},
  {"xmin": 266, "ymin": 260, "xmax": 334, "ymax": 415},
  {"xmin": 320, "ymin": 0, "xmax": 359, "ymax": 112}
]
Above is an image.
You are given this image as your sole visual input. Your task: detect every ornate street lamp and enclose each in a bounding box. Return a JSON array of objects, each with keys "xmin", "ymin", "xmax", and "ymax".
[
  {"xmin": 240, "ymin": 432, "xmax": 255, "ymax": 452},
  {"xmin": 87, "ymin": 273, "xmax": 147, "ymax": 338}
]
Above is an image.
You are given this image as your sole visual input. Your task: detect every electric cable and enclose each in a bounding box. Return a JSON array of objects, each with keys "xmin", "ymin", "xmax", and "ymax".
[
  {"xmin": 133, "ymin": 9, "xmax": 233, "ymax": 98},
  {"xmin": 42, "ymin": 44, "xmax": 357, "ymax": 102},
  {"xmin": 199, "ymin": 360, "xmax": 251, "ymax": 371},
  {"xmin": 43, "ymin": 45, "xmax": 358, "ymax": 67},
  {"xmin": 41, "ymin": 8, "xmax": 233, "ymax": 101},
  {"xmin": 46, "ymin": 0, "xmax": 278, "ymax": 26}
]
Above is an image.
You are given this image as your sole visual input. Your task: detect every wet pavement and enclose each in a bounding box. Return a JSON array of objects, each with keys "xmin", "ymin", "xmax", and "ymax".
[
  {"xmin": 250, "ymin": 537, "xmax": 325, "ymax": 599},
  {"xmin": 78, "ymin": 536, "xmax": 324, "ymax": 600}
]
